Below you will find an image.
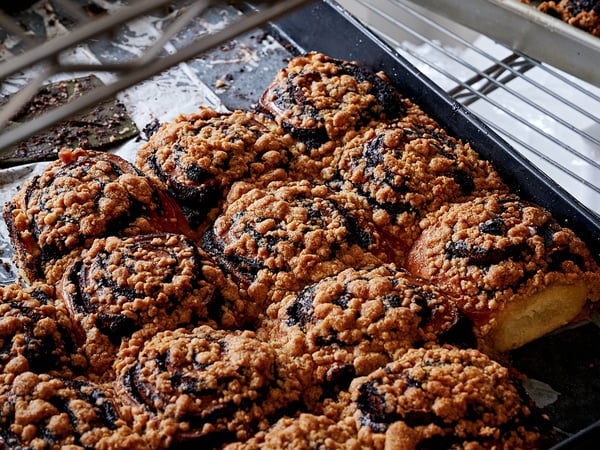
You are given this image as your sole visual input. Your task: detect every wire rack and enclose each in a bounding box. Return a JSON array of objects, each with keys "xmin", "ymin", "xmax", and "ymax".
[
  {"xmin": 0, "ymin": 0, "xmax": 312, "ymax": 150},
  {"xmin": 337, "ymin": 0, "xmax": 600, "ymax": 217},
  {"xmin": 1, "ymin": 0, "xmax": 599, "ymax": 218}
]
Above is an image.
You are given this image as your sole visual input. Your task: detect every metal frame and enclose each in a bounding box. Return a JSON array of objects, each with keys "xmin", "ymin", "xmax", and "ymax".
[
  {"xmin": 338, "ymin": 0, "xmax": 600, "ymax": 216},
  {"xmin": 0, "ymin": 0, "xmax": 313, "ymax": 150}
]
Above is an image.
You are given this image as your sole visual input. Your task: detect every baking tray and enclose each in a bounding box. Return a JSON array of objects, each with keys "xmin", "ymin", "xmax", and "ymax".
[
  {"xmin": 1, "ymin": 0, "xmax": 600, "ymax": 447},
  {"xmin": 273, "ymin": 1, "xmax": 600, "ymax": 447},
  {"xmin": 413, "ymin": 0, "xmax": 600, "ymax": 88}
]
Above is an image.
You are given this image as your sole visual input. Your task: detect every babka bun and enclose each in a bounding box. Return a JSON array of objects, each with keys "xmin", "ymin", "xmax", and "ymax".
[
  {"xmin": 339, "ymin": 345, "xmax": 556, "ymax": 449},
  {"xmin": 407, "ymin": 194, "xmax": 600, "ymax": 351},
  {"xmin": 0, "ymin": 371, "xmax": 147, "ymax": 449},
  {"xmin": 201, "ymin": 180, "xmax": 387, "ymax": 308},
  {"xmin": 136, "ymin": 108, "xmax": 291, "ymax": 234},
  {"xmin": 262, "ymin": 265, "xmax": 467, "ymax": 403},
  {"xmin": 114, "ymin": 325, "xmax": 306, "ymax": 449},
  {"xmin": 2, "ymin": 148, "xmax": 189, "ymax": 285}
]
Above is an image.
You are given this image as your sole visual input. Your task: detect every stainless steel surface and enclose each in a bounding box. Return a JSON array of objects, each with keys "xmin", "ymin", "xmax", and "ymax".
[{"xmin": 337, "ymin": 0, "xmax": 600, "ymax": 217}]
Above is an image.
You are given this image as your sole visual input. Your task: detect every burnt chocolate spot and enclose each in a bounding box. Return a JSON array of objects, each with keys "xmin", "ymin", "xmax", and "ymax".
[
  {"xmin": 363, "ymin": 134, "xmax": 386, "ymax": 167},
  {"xmin": 452, "ymin": 169, "xmax": 475, "ymax": 195},
  {"xmin": 185, "ymin": 163, "xmax": 211, "ymax": 184},
  {"xmin": 286, "ymin": 285, "xmax": 316, "ymax": 327},
  {"xmin": 479, "ymin": 217, "xmax": 505, "ymax": 236}
]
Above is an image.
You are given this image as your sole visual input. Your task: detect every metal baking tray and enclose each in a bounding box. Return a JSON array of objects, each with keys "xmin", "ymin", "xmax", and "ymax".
[
  {"xmin": 274, "ymin": 1, "xmax": 600, "ymax": 447},
  {"xmin": 1, "ymin": 0, "xmax": 600, "ymax": 447},
  {"xmin": 413, "ymin": 0, "xmax": 600, "ymax": 88}
]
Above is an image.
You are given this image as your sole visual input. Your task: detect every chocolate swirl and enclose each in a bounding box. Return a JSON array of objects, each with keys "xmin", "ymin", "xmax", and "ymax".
[
  {"xmin": 116, "ymin": 325, "xmax": 302, "ymax": 448},
  {"xmin": 0, "ymin": 371, "xmax": 146, "ymax": 449},
  {"xmin": 335, "ymin": 120, "xmax": 507, "ymax": 262},
  {"xmin": 136, "ymin": 108, "xmax": 290, "ymax": 231},
  {"xmin": 258, "ymin": 52, "xmax": 406, "ymax": 148},
  {"xmin": 0, "ymin": 284, "xmax": 81, "ymax": 376},
  {"xmin": 407, "ymin": 195, "xmax": 600, "ymax": 326},
  {"xmin": 269, "ymin": 266, "xmax": 463, "ymax": 391},
  {"xmin": 347, "ymin": 346, "xmax": 555, "ymax": 449},
  {"xmin": 2, "ymin": 148, "xmax": 187, "ymax": 284},
  {"xmin": 57, "ymin": 233, "xmax": 220, "ymax": 373}
]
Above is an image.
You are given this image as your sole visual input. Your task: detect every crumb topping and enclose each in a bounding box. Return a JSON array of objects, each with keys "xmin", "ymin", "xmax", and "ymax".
[
  {"xmin": 407, "ymin": 195, "xmax": 600, "ymax": 327},
  {"xmin": 3, "ymin": 148, "xmax": 185, "ymax": 284},
  {"xmin": 265, "ymin": 266, "xmax": 460, "ymax": 388},
  {"xmin": 57, "ymin": 233, "xmax": 218, "ymax": 374},
  {"xmin": 0, "ymin": 283, "xmax": 83, "ymax": 377},
  {"xmin": 259, "ymin": 52, "xmax": 406, "ymax": 144},
  {"xmin": 223, "ymin": 413, "xmax": 360, "ymax": 450},
  {"xmin": 115, "ymin": 325, "xmax": 301, "ymax": 448},
  {"xmin": 345, "ymin": 345, "xmax": 555, "ymax": 449},
  {"xmin": 136, "ymin": 109, "xmax": 291, "ymax": 230},
  {"xmin": 202, "ymin": 180, "xmax": 386, "ymax": 306},
  {"xmin": 538, "ymin": 0, "xmax": 600, "ymax": 36},
  {"xmin": 0, "ymin": 371, "xmax": 147, "ymax": 449}
]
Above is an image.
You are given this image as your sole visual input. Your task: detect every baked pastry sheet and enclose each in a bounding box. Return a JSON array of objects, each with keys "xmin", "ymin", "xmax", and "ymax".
[{"xmin": 1, "ymin": 0, "xmax": 600, "ymax": 447}]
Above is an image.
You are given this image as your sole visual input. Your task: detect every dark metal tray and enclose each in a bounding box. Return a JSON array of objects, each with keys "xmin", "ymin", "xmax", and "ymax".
[{"xmin": 269, "ymin": 1, "xmax": 600, "ymax": 447}]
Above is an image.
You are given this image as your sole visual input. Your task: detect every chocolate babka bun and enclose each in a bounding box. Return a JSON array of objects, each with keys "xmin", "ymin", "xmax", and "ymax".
[
  {"xmin": 263, "ymin": 265, "xmax": 466, "ymax": 399},
  {"xmin": 407, "ymin": 194, "xmax": 600, "ymax": 351},
  {"xmin": 334, "ymin": 119, "xmax": 507, "ymax": 263},
  {"xmin": 2, "ymin": 148, "xmax": 189, "ymax": 285},
  {"xmin": 0, "ymin": 371, "xmax": 147, "ymax": 449},
  {"xmin": 223, "ymin": 413, "xmax": 359, "ymax": 450},
  {"xmin": 56, "ymin": 233, "xmax": 224, "ymax": 374},
  {"xmin": 115, "ymin": 325, "xmax": 305, "ymax": 449},
  {"xmin": 201, "ymin": 180, "xmax": 387, "ymax": 307},
  {"xmin": 136, "ymin": 108, "xmax": 291, "ymax": 233},
  {"xmin": 257, "ymin": 52, "xmax": 408, "ymax": 180},
  {"xmin": 0, "ymin": 283, "xmax": 83, "ymax": 377},
  {"xmin": 342, "ymin": 345, "xmax": 556, "ymax": 449},
  {"xmin": 538, "ymin": 0, "xmax": 600, "ymax": 36}
]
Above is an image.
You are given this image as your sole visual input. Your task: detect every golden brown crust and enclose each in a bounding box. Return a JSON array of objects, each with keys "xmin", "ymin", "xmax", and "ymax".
[
  {"xmin": 0, "ymin": 371, "xmax": 148, "ymax": 450},
  {"xmin": 407, "ymin": 194, "xmax": 600, "ymax": 350},
  {"xmin": 342, "ymin": 345, "xmax": 556, "ymax": 450},
  {"xmin": 2, "ymin": 148, "xmax": 189, "ymax": 285},
  {"xmin": 114, "ymin": 325, "xmax": 304, "ymax": 449},
  {"xmin": 201, "ymin": 180, "xmax": 387, "ymax": 308},
  {"xmin": 262, "ymin": 266, "xmax": 462, "ymax": 399},
  {"xmin": 135, "ymin": 108, "xmax": 291, "ymax": 233}
]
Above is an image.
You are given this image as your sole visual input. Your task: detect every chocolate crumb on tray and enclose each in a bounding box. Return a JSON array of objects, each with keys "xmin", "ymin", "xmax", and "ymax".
[{"xmin": 0, "ymin": 75, "xmax": 139, "ymax": 168}]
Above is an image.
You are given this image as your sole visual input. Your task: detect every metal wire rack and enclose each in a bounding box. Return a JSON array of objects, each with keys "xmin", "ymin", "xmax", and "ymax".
[
  {"xmin": 337, "ymin": 0, "xmax": 600, "ymax": 217},
  {"xmin": 0, "ymin": 0, "xmax": 312, "ymax": 150},
  {"xmin": 1, "ymin": 0, "xmax": 599, "ymax": 218}
]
